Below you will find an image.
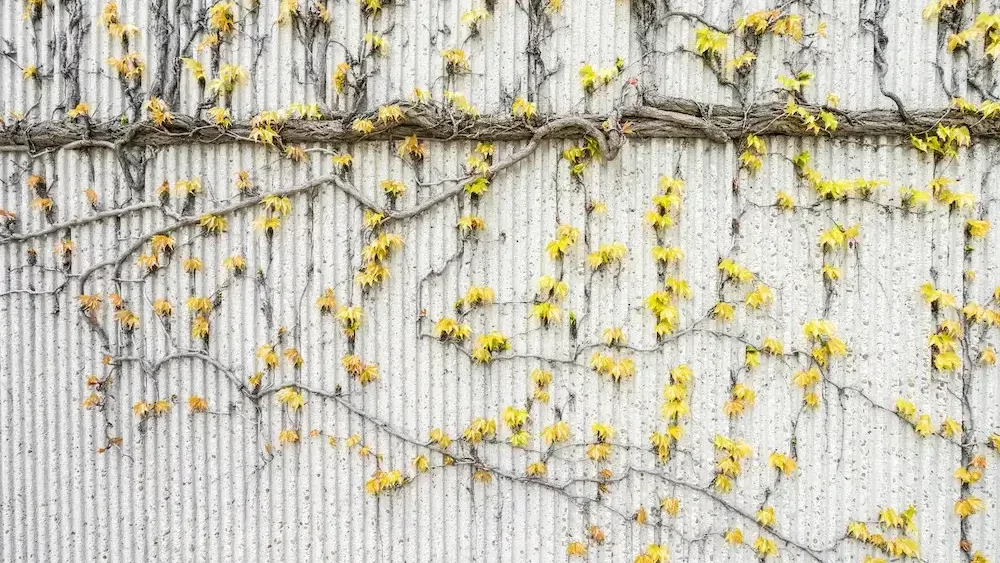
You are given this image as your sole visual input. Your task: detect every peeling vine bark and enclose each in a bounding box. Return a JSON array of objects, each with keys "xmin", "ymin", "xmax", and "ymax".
[
  {"xmin": 56, "ymin": 0, "xmax": 87, "ymax": 115},
  {"xmin": 4, "ymin": 99, "xmax": 1000, "ymax": 154}
]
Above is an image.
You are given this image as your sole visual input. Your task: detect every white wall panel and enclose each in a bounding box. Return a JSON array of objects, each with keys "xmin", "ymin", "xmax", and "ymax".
[{"xmin": 2, "ymin": 1, "xmax": 999, "ymax": 562}]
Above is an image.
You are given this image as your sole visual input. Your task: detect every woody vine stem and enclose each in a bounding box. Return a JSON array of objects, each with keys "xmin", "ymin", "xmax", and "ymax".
[{"xmin": 2, "ymin": 1, "xmax": 1000, "ymax": 562}]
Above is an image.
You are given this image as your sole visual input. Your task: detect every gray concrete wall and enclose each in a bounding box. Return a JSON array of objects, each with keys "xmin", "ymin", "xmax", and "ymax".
[{"xmin": 1, "ymin": 1, "xmax": 998, "ymax": 562}]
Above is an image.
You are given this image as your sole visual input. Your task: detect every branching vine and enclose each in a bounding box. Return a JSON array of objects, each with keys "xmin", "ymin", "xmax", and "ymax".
[{"xmin": 2, "ymin": 2, "xmax": 1000, "ymax": 563}]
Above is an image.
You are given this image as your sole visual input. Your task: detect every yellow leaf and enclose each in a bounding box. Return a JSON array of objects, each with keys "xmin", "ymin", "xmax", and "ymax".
[
  {"xmin": 967, "ymin": 219, "xmax": 991, "ymax": 238},
  {"xmin": 566, "ymin": 541, "xmax": 587, "ymax": 556},
  {"xmin": 756, "ymin": 506, "xmax": 776, "ymax": 527},
  {"xmin": 954, "ymin": 496, "xmax": 984, "ymax": 518},
  {"xmin": 724, "ymin": 528, "xmax": 743, "ymax": 544}
]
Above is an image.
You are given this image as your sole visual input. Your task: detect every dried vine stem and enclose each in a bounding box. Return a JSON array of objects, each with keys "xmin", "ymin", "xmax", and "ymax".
[
  {"xmin": 1, "ymin": 201, "xmax": 162, "ymax": 243},
  {"xmin": 73, "ymin": 174, "xmax": 345, "ymax": 290},
  {"xmin": 241, "ymin": 346, "xmax": 831, "ymax": 562},
  {"xmin": 383, "ymin": 116, "xmax": 614, "ymax": 221},
  {"xmin": 330, "ymin": 392, "xmax": 830, "ymax": 562},
  {"xmin": 62, "ymin": 116, "xmax": 621, "ymax": 292},
  {"xmin": 115, "ymin": 351, "xmax": 250, "ymax": 397},
  {"xmin": 2, "ymin": 99, "xmax": 998, "ymax": 153},
  {"xmin": 860, "ymin": 0, "xmax": 911, "ymax": 121}
]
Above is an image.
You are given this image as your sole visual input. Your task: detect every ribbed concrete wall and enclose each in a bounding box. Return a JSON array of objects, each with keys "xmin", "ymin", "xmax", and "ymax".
[{"xmin": 1, "ymin": 1, "xmax": 999, "ymax": 563}]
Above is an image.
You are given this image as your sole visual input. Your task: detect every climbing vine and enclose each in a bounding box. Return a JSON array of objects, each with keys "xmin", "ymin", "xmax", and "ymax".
[{"xmin": 1, "ymin": 1, "xmax": 1000, "ymax": 562}]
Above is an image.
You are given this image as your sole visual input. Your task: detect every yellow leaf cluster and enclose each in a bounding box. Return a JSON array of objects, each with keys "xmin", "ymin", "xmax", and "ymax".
[
  {"xmin": 316, "ymin": 288, "xmax": 337, "ymax": 314},
  {"xmin": 803, "ymin": 319, "xmax": 847, "ymax": 368},
  {"xmin": 146, "ymin": 97, "xmax": 173, "ymax": 126},
  {"xmin": 531, "ymin": 368, "xmax": 552, "ymax": 403},
  {"xmin": 461, "ymin": 6, "xmax": 489, "ymax": 30},
  {"xmin": 724, "ymin": 382, "xmax": 756, "ymax": 417},
  {"xmin": 587, "ymin": 242, "xmax": 627, "ymax": 270},
  {"xmin": 278, "ymin": 428, "xmax": 300, "ymax": 445},
  {"xmin": 602, "ymin": 327, "xmax": 626, "ymax": 347},
  {"xmin": 207, "ymin": 64, "xmax": 247, "ymax": 95},
  {"xmin": 955, "ymin": 496, "xmax": 986, "ymax": 518},
  {"xmin": 646, "ymin": 176, "xmax": 684, "ymax": 230},
  {"xmin": 633, "ymin": 544, "xmax": 668, "ymax": 563},
  {"xmin": 276, "ymin": 387, "xmax": 304, "ymax": 410},
  {"xmin": 923, "ymin": 0, "xmax": 966, "ymax": 20},
  {"xmin": 441, "ymin": 48, "xmax": 471, "ymax": 74},
  {"xmin": 107, "ymin": 52, "xmax": 145, "ymax": 79},
  {"xmin": 541, "ymin": 420, "xmax": 570, "ymax": 444},
  {"xmin": 458, "ymin": 285, "xmax": 494, "ymax": 309},
  {"xmin": 188, "ymin": 395, "xmax": 208, "ymax": 413},
  {"xmin": 463, "ymin": 417, "xmax": 496, "ymax": 444},
  {"xmin": 737, "ymin": 10, "xmax": 803, "ymax": 41},
  {"xmin": 712, "ymin": 434, "xmax": 751, "ymax": 492},
  {"xmin": 365, "ymin": 469, "xmax": 405, "ymax": 495},
  {"xmin": 546, "ymin": 224, "xmax": 580, "ymax": 260},
  {"xmin": 114, "ymin": 309, "xmax": 140, "ymax": 331},
  {"xmin": 752, "ymin": 536, "xmax": 778, "ymax": 558},
  {"xmin": 364, "ymin": 33, "xmax": 390, "ymax": 57},
  {"xmin": 397, "ymin": 135, "xmax": 427, "ymax": 161},
  {"xmin": 647, "ymin": 290, "xmax": 680, "ymax": 336},
  {"xmin": 651, "ymin": 245, "xmax": 684, "ymax": 265},
  {"xmin": 590, "ymin": 352, "xmax": 635, "ymax": 382},
  {"xmin": 358, "ymin": 233, "xmax": 404, "ymax": 289},
  {"xmin": 223, "ymin": 254, "xmax": 246, "ymax": 272},
  {"xmin": 794, "ymin": 156, "xmax": 887, "ymax": 200},
  {"xmin": 578, "ymin": 61, "xmax": 621, "ymax": 93},
  {"xmin": 694, "ymin": 27, "xmax": 727, "ymax": 57},
  {"xmin": 100, "ymin": 2, "xmax": 140, "ymax": 38},
  {"xmin": 738, "ymin": 134, "xmax": 766, "ymax": 172},
  {"xmin": 945, "ymin": 13, "xmax": 1000, "ymax": 58},
  {"xmin": 442, "ymin": 90, "xmax": 480, "ymax": 117},
  {"xmin": 775, "ymin": 191, "xmax": 795, "ymax": 210},
  {"xmin": 561, "ymin": 137, "xmax": 601, "ymax": 177},
  {"xmin": 785, "ymin": 95, "xmax": 837, "ymax": 134},
  {"xmin": 566, "ymin": 541, "xmax": 586, "ymax": 556},
  {"xmin": 928, "ymin": 319, "xmax": 962, "ymax": 372},
  {"xmin": 199, "ymin": 214, "xmax": 228, "ymax": 234},
  {"xmin": 77, "ymin": 294, "xmax": 102, "ymax": 313},
  {"xmin": 912, "ymin": 124, "xmax": 971, "ymax": 159},
  {"xmin": 511, "ymin": 96, "xmax": 537, "ymax": 119},
  {"xmin": 531, "ymin": 302, "xmax": 562, "ymax": 326},
  {"xmin": 336, "ymin": 305, "xmax": 364, "ymax": 339},
  {"xmin": 471, "ymin": 332, "xmax": 510, "ymax": 363},
  {"xmin": 768, "ymin": 452, "xmax": 797, "ymax": 475},
  {"xmin": 724, "ymin": 528, "xmax": 743, "ymax": 545},
  {"xmin": 818, "ymin": 223, "xmax": 860, "ymax": 252},
  {"xmin": 342, "ymin": 354, "xmax": 379, "ymax": 385},
  {"xmin": 718, "ymin": 258, "xmax": 753, "ymax": 284},
  {"xmin": 257, "ymin": 344, "xmax": 280, "ymax": 370},
  {"xmin": 433, "ymin": 317, "xmax": 472, "ymax": 342},
  {"xmin": 207, "ymin": 2, "xmax": 236, "ymax": 37},
  {"xmin": 537, "ymin": 275, "xmax": 568, "ymax": 303},
  {"xmin": 745, "ymin": 284, "xmax": 773, "ymax": 309}
]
